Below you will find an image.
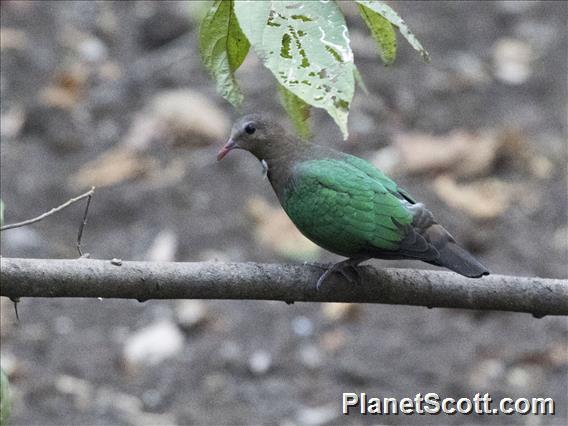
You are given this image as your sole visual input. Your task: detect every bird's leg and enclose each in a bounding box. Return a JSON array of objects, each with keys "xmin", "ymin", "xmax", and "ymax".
[{"xmin": 316, "ymin": 257, "xmax": 369, "ymax": 291}]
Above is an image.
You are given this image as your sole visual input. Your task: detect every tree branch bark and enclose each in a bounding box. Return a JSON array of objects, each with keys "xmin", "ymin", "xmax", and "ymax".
[{"xmin": 1, "ymin": 258, "xmax": 566, "ymax": 317}]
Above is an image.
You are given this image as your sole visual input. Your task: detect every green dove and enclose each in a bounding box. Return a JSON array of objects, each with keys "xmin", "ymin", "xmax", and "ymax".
[{"xmin": 218, "ymin": 114, "xmax": 489, "ymax": 288}]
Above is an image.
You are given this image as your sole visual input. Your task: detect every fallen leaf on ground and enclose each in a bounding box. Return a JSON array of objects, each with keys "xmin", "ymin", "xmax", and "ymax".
[
  {"xmin": 39, "ymin": 66, "xmax": 89, "ymax": 109},
  {"xmin": 373, "ymin": 130, "xmax": 502, "ymax": 178},
  {"xmin": 149, "ymin": 89, "xmax": 230, "ymax": 145},
  {"xmin": 321, "ymin": 303, "xmax": 361, "ymax": 322},
  {"xmin": 246, "ymin": 197, "xmax": 320, "ymax": 261},
  {"xmin": 146, "ymin": 158, "xmax": 187, "ymax": 189},
  {"xmin": 372, "ymin": 127, "xmax": 555, "ymax": 181},
  {"xmin": 72, "ymin": 147, "xmax": 158, "ymax": 189},
  {"xmin": 119, "ymin": 90, "xmax": 230, "ymax": 152},
  {"xmin": 432, "ymin": 175, "xmax": 516, "ymax": 220},
  {"xmin": 121, "ymin": 112, "xmax": 164, "ymax": 151},
  {"xmin": 497, "ymin": 127, "xmax": 554, "ymax": 179}
]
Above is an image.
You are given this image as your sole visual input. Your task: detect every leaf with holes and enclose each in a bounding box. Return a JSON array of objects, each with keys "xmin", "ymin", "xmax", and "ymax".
[
  {"xmin": 234, "ymin": 1, "xmax": 355, "ymax": 139},
  {"xmin": 200, "ymin": 0, "xmax": 250, "ymax": 107},
  {"xmin": 355, "ymin": 0, "xmax": 429, "ymax": 62},
  {"xmin": 353, "ymin": 66, "xmax": 369, "ymax": 94},
  {"xmin": 278, "ymin": 84, "xmax": 311, "ymax": 140},
  {"xmin": 357, "ymin": 3, "xmax": 397, "ymax": 65}
]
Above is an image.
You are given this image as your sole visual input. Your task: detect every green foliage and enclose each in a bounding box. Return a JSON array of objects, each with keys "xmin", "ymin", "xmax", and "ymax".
[
  {"xmin": 199, "ymin": 0, "xmax": 250, "ymax": 107},
  {"xmin": 0, "ymin": 369, "xmax": 10, "ymax": 426},
  {"xmin": 188, "ymin": 1, "xmax": 214, "ymax": 24},
  {"xmin": 357, "ymin": 2, "xmax": 397, "ymax": 65},
  {"xmin": 199, "ymin": 0, "xmax": 428, "ymax": 138},
  {"xmin": 353, "ymin": 67, "xmax": 369, "ymax": 94},
  {"xmin": 355, "ymin": 0, "xmax": 430, "ymax": 63},
  {"xmin": 234, "ymin": 0, "xmax": 354, "ymax": 139},
  {"xmin": 278, "ymin": 84, "xmax": 311, "ymax": 141}
]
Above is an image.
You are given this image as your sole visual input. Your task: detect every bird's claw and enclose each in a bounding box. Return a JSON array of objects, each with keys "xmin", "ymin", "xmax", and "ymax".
[
  {"xmin": 315, "ymin": 259, "xmax": 366, "ymax": 291},
  {"xmin": 316, "ymin": 268, "xmax": 333, "ymax": 291},
  {"xmin": 340, "ymin": 265, "xmax": 361, "ymax": 285}
]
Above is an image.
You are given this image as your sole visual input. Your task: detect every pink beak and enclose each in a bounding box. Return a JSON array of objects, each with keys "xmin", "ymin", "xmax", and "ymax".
[{"xmin": 217, "ymin": 138, "xmax": 236, "ymax": 161}]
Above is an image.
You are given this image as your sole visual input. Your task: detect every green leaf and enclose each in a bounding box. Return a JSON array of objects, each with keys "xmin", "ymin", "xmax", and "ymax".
[
  {"xmin": 353, "ymin": 66, "xmax": 369, "ymax": 95},
  {"xmin": 200, "ymin": 0, "xmax": 250, "ymax": 107},
  {"xmin": 0, "ymin": 200, "xmax": 4, "ymax": 227},
  {"xmin": 278, "ymin": 84, "xmax": 311, "ymax": 140},
  {"xmin": 234, "ymin": 0, "xmax": 355, "ymax": 139},
  {"xmin": 357, "ymin": 3, "xmax": 397, "ymax": 65},
  {"xmin": 355, "ymin": 0, "xmax": 430, "ymax": 62},
  {"xmin": 0, "ymin": 368, "xmax": 10, "ymax": 426},
  {"xmin": 188, "ymin": 1, "xmax": 214, "ymax": 24}
]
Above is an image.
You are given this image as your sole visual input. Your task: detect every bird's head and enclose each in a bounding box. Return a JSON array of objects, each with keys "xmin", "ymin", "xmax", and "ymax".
[{"xmin": 217, "ymin": 114, "xmax": 288, "ymax": 161}]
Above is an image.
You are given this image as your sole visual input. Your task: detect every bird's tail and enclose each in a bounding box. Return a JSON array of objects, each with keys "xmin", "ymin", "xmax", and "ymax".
[{"xmin": 426, "ymin": 224, "xmax": 490, "ymax": 278}]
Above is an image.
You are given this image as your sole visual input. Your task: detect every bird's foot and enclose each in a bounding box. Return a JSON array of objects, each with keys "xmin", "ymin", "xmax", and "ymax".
[{"xmin": 315, "ymin": 258, "xmax": 367, "ymax": 291}]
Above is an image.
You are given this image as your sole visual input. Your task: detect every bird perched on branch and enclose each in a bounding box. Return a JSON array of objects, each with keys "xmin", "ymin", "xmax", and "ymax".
[{"xmin": 218, "ymin": 114, "xmax": 489, "ymax": 289}]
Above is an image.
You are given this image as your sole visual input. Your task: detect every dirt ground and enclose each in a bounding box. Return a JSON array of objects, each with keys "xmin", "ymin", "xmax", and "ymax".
[{"xmin": 1, "ymin": 1, "xmax": 567, "ymax": 425}]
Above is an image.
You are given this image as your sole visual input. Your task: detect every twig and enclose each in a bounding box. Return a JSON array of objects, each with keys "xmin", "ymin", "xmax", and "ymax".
[
  {"xmin": 12, "ymin": 298, "xmax": 20, "ymax": 322},
  {"xmin": 1, "ymin": 258, "xmax": 567, "ymax": 317},
  {"xmin": 76, "ymin": 190, "xmax": 94, "ymax": 257},
  {"xmin": 0, "ymin": 187, "xmax": 95, "ymax": 232}
]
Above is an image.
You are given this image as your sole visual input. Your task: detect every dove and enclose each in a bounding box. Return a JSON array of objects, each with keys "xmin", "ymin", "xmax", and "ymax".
[{"xmin": 218, "ymin": 114, "xmax": 489, "ymax": 288}]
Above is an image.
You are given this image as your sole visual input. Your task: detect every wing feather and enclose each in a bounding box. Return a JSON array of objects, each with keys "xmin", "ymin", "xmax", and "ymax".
[{"xmin": 283, "ymin": 159, "xmax": 414, "ymax": 254}]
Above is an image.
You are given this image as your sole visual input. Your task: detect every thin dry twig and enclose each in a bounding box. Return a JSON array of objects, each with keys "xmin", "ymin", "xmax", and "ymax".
[
  {"xmin": 2, "ymin": 188, "xmax": 95, "ymax": 317},
  {"xmin": 76, "ymin": 190, "xmax": 94, "ymax": 257},
  {"xmin": 0, "ymin": 187, "xmax": 95, "ymax": 232}
]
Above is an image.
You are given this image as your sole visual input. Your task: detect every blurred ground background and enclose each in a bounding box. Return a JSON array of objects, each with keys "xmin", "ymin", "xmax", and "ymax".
[{"xmin": 1, "ymin": 1, "xmax": 567, "ymax": 424}]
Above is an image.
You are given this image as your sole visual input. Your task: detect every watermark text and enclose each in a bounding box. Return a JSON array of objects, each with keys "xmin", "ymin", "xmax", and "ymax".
[{"xmin": 342, "ymin": 392, "xmax": 555, "ymax": 416}]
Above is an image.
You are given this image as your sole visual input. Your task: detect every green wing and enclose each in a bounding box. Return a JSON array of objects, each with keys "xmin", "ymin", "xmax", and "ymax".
[
  {"xmin": 343, "ymin": 154, "xmax": 417, "ymax": 203},
  {"xmin": 282, "ymin": 158, "xmax": 413, "ymax": 256}
]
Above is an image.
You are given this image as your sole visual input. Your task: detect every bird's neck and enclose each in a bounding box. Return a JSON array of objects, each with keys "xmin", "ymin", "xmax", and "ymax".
[
  {"xmin": 262, "ymin": 141, "xmax": 310, "ymax": 200},
  {"xmin": 263, "ymin": 154, "xmax": 294, "ymax": 200}
]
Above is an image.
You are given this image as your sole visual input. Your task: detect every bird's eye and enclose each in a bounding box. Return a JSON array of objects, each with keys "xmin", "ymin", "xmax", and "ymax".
[{"xmin": 244, "ymin": 123, "xmax": 256, "ymax": 135}]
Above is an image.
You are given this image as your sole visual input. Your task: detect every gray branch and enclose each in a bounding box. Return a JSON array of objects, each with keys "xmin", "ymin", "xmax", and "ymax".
[{"xmin": 1, "ymin": 258, "xmax": 566, "ymax": 317}]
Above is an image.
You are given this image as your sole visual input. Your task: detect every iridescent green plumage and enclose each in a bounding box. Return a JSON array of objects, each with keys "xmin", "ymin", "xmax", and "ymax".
[{"xmin": 283, "ymin": 158, "xmax": 412, "ymax": 256}]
